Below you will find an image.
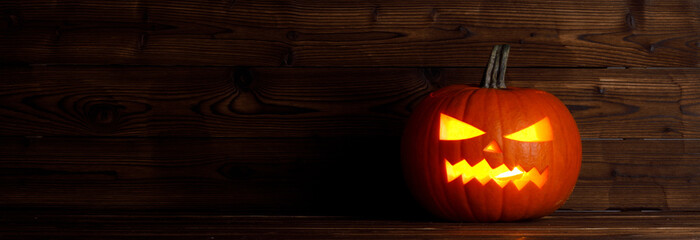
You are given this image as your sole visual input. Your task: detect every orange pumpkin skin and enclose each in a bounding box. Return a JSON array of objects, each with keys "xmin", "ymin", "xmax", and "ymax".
[{"xmin": 401, "ymin": 85, "xmax": 581, "ymax": 222}]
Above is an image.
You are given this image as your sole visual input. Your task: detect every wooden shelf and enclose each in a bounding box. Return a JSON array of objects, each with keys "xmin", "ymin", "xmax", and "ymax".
[{"xmin": 2, "ymin": 211, "xmax": 698, "ymax": 239}]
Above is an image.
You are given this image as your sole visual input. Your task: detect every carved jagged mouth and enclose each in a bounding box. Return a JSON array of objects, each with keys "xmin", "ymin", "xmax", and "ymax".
[{"xmin": 445, "ymin": 159, "xmax": 549, "ymax": 190}]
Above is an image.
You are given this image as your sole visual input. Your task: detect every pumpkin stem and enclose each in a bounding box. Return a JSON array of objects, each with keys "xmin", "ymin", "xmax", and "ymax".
[{"xmin": 480, "ymin": 44, "xmax": 510, "ymax": 89}]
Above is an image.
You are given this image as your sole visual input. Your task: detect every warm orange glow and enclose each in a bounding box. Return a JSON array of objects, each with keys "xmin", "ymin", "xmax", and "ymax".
[
  {"xmin": 439, "ymin": 113, "xmax": 485, "ymax": 140},
  {"xmin": 445, "ymin": 159, "xmax": 548, "ymax": 190},
  {"xmin": 495, "ymin": 167, "xmax": 523, "ymax": 179},
  {"xmin": 504, "ymin": 117, "xmax": 553, "ymax": 142},
  {"xmin": 483, "ymin": 140, "xmax": 502, "ymax": 153}
]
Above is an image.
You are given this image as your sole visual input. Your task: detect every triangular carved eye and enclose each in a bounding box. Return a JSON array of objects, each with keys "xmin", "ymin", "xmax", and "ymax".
[
  {"xmin": 504, "ymin": 117, "xmax": 553, "ymax": 142},
  {"xmin": 439, "ymin": 113, "xmax": 485, "ymax": 140}
]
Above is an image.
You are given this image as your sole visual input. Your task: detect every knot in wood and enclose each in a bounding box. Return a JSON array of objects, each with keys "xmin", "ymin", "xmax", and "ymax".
[
  {"xmin": 232, "ymin": 67, "xmax": 254, "ymax": 91},
  {"xmin": 286, "ymin": 31, "xmax": 299, "ymax": 41},
  {"xmin": 422, "ymin": 67, "xmax": 443, "ymax": 86},
  {"xmin": 86, "ymin": 103, "xmax": 124, "ymax": 126}
]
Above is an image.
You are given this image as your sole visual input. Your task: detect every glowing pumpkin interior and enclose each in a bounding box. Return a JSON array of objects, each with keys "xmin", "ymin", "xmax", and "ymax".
[
  {"xmin": 445, "ymin": 159, "xmax": 549, "ymax": 190},
  {"xmin": 440, "ymin": 113, "xmax": 553, "ymax": 190}
]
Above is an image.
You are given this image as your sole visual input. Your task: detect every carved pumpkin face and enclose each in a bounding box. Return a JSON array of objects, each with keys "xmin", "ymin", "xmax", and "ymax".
[
  {"xmin": 441, "ymin": 113, "xmax": 551, "ymax": 190},
  {"xmin": 401, "ymin": 86, "xmax": 581, "ymax": 222}
]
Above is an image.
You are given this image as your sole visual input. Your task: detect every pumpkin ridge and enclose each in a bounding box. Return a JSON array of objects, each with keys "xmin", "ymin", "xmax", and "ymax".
[
  {"xmin": 451, "ymin": 88, "xmax": 480, "ymax": 221},
  {"xmin": 436, "ymin": 88, "xmax": 477, "ymax": 220},
  {"xmin": 431, "ymin": 91, "xmax": 463, "ymax": 220}
]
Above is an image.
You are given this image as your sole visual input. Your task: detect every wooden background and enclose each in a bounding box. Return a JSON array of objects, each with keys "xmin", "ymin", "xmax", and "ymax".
[{"xmin": 1, "ymin": 0, "xmax": 699, "ymax": 221}]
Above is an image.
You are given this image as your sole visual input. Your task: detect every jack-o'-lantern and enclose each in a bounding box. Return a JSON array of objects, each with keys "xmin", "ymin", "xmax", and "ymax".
[{"xmin": 401, "ymin": 45, "xmax": 581, "ymax": 222}]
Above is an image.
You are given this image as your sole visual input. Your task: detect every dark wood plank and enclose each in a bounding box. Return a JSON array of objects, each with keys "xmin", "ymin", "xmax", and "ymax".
[
  {"xmin": 0, "ymin": 66, "xmax": 428, "ymax": 137},
  {"xmin": 0, "ymin": 136, "xmax": 413, "ymax": 216},
  {"xmin": 2, "ymin": 67, "xmax": 700, "ymax": 138},
  {"xmin": 565, "ymin": 140, "xmax": 700, "ymax": 211},
  {"xmin": 1, "ymin": 137, "xmax": 698, "ymax": 213},
  {"xmin": 1, "ymin": 212, "xmax": 699, "ymax": 239},
  {"xmin": 1, "ymin": 0, "xmax": 697, "ymax": 67}
]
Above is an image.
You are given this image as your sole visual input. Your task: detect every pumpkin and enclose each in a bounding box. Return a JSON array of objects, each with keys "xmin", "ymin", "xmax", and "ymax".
[{"xmin": 401, "ymin": 45, "xmax": 581, "ymax": 222}]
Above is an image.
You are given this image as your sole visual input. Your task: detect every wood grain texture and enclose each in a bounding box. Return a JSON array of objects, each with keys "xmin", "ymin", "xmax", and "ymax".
[
  {"xmin": 564, "ymin": 139, "xmax": 700, "ymax": 211},
  {"xmin": 1, "ymin": 0, "xmax": 698, "ymax": 67},
  {"xmin": 2, "ymin": 67, "xmax": 700, "ymax": 138},
  {"xmin": 1, "ymin": 212, "xmax": 699, "ymax": 239},
  {"xmin": 1, "ymin": 0, "xmax": 698, "ymax": 235},
  {"xmin": 1, "ymin": 137, "xmax": 698, "ymax": 213},
  {"xmin": 0, "ymin": 137, "xmax": 411, "ymax": 215}
]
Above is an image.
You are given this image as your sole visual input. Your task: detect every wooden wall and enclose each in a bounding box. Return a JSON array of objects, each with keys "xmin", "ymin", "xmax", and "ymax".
[{"xmin": 1, "ymin": 0, "xmax": 699, "ymax": 217}]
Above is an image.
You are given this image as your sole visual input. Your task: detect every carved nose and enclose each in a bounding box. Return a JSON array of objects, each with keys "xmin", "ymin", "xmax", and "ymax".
[{"xmin": 483, "ymin": 140, "xmax": 502, "ymax": 153}]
